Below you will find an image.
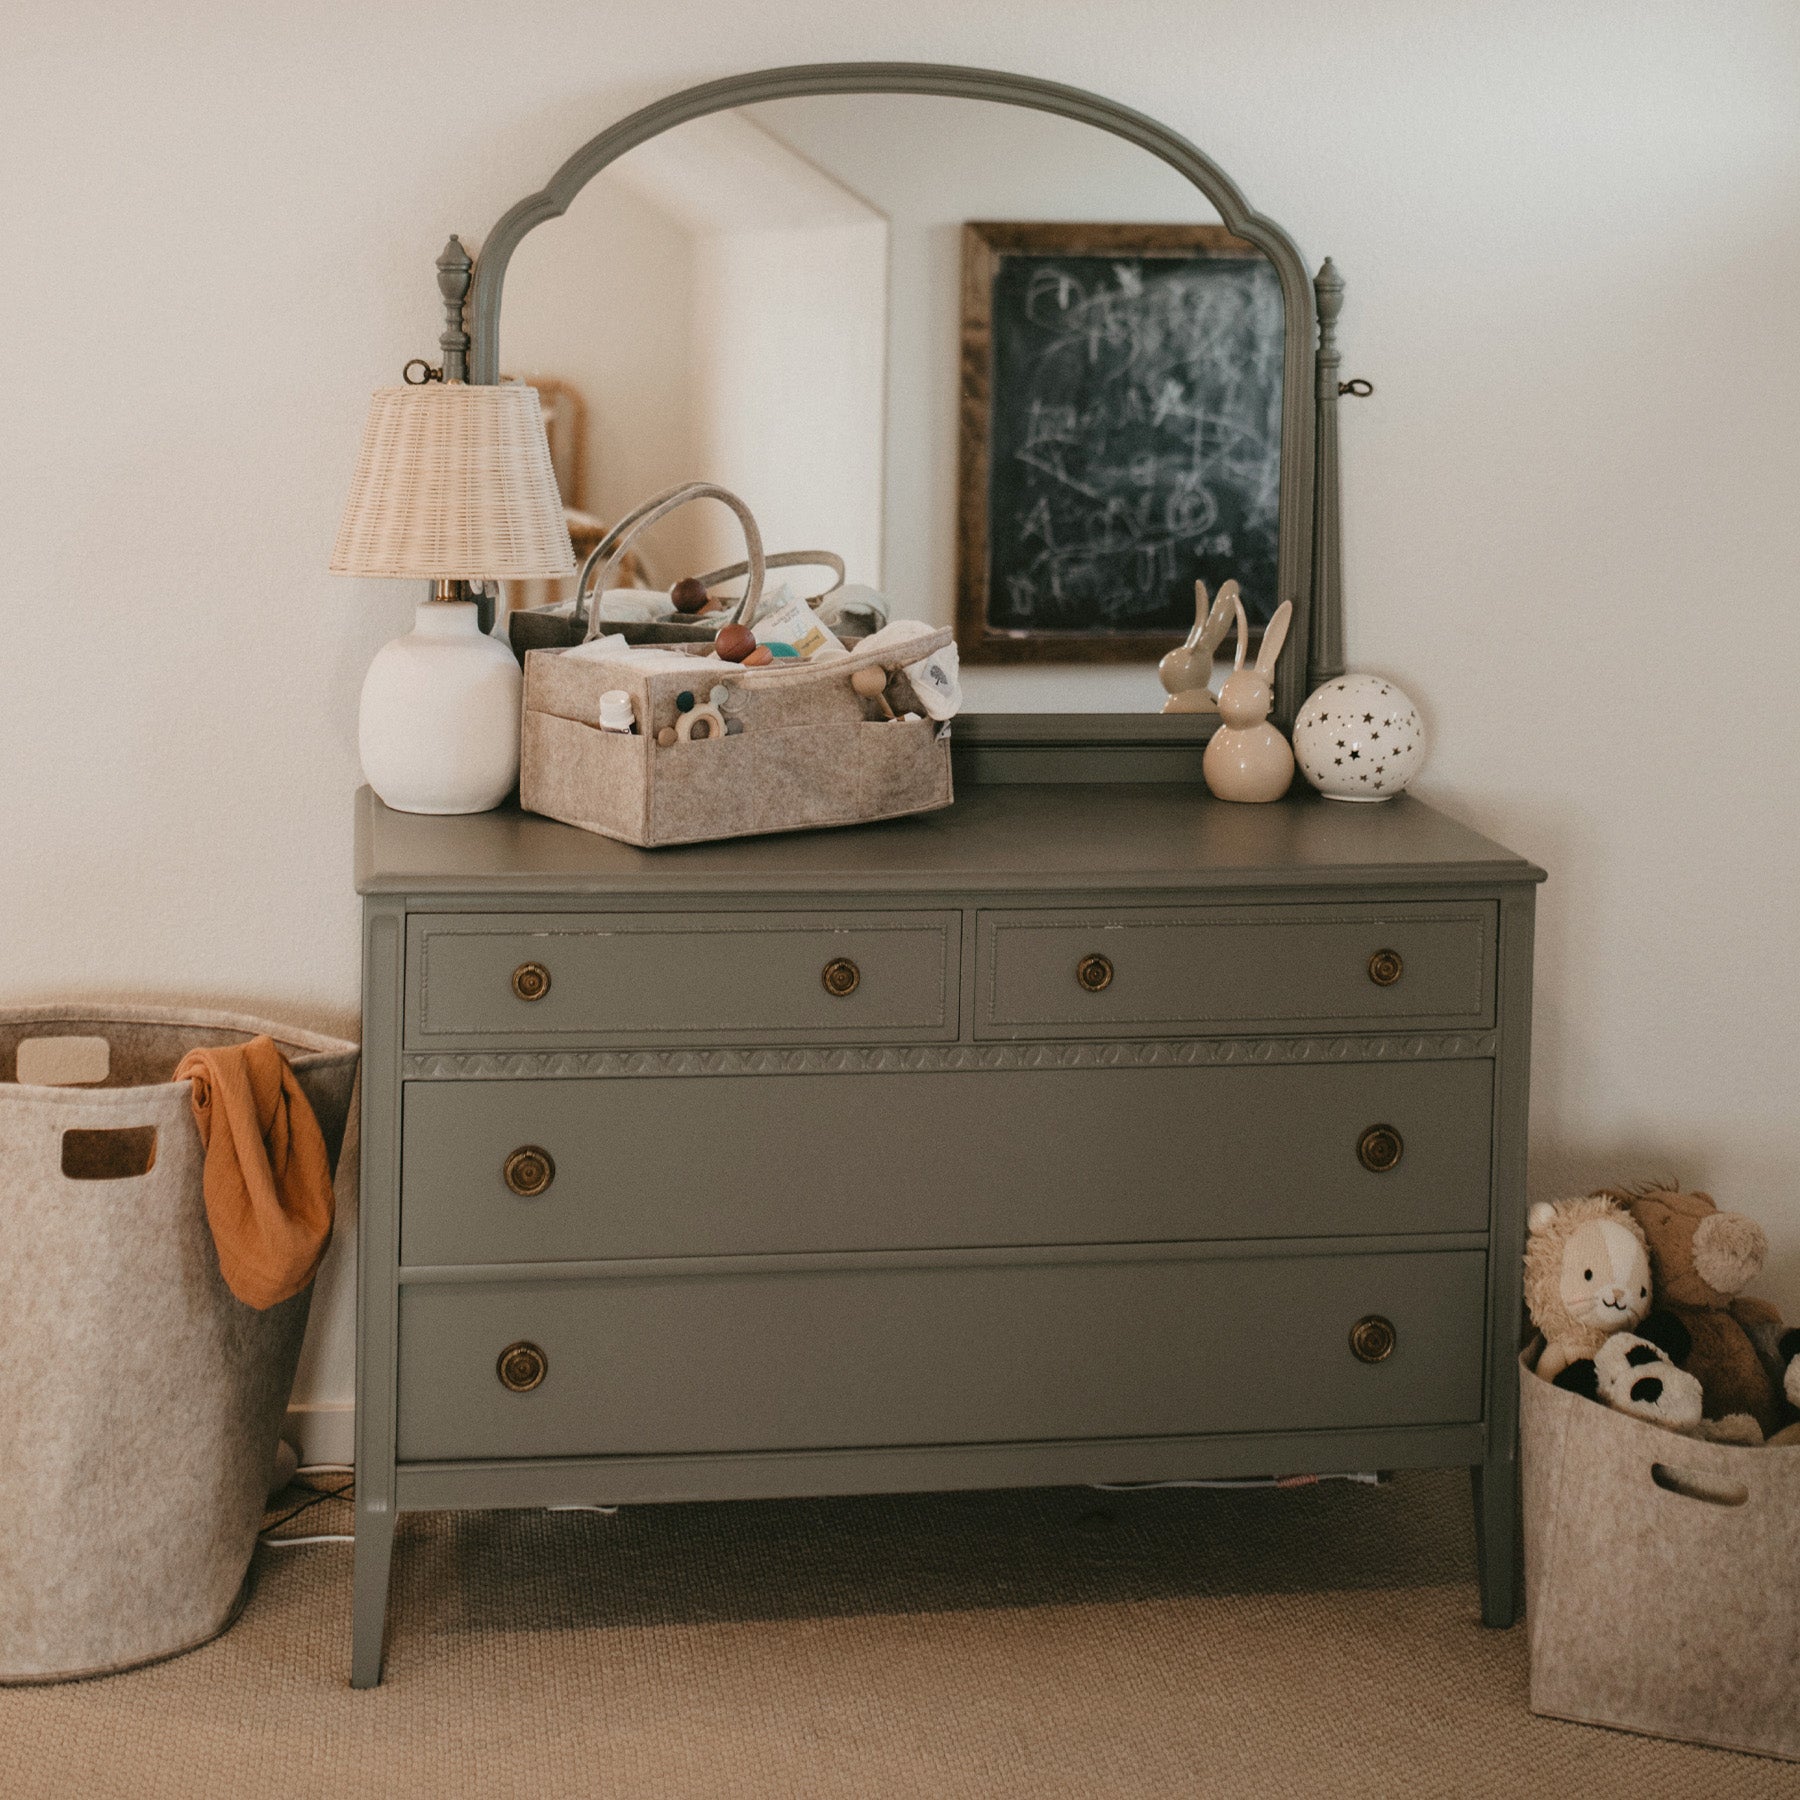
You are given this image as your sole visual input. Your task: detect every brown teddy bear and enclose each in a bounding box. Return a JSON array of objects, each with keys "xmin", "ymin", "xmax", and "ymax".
[{"xmin": 1609, "ymin": 1185, "xmax": 1798, "ymax": 1441}]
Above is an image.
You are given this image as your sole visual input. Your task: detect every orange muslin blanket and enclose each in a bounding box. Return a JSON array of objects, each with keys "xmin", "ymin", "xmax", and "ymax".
[{"xmin": 174, "ymin": 1035, "xmax": 334, "ymax": 1310}]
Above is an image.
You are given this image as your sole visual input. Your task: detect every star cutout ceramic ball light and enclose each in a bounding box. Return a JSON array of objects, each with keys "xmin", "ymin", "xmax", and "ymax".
[{"xmin": 1291, "ymin": 674, "xmax": 1426, "ymax": 801}]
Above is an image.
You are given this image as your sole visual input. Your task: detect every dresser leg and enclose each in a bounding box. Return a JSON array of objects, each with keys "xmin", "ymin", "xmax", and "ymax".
[
  {"xmin": 1470, "ymin": 1459, "xmax": 1519, "ymax": 1628},
  {"xmin": 351, "ymin": 1498, "xmax": 397, "ymax": 1688}
]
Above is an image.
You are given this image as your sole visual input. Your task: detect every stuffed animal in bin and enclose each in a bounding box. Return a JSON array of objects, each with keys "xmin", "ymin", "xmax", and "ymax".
[
  {"xmin": 1523, "ymin": 1195, "xmax": 1703, "ymax": 1430},
  {"xmin": 1608, "ymin": 1185, "xmax": 1800, "ymax": 1444}
]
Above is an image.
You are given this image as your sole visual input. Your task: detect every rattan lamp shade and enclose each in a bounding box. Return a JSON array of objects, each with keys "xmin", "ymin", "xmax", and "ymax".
[{"xmin": 330, "ymin": 382, "xmax": 576, "ymax": 581}]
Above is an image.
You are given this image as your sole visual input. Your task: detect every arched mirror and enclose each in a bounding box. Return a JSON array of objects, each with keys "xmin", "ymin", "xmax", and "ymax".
[{"xmin": 452, "ymin": 65, "xmax": 1347, "ymax": 744}]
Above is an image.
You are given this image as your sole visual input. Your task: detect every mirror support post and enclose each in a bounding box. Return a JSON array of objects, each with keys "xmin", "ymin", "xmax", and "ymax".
[
  {"xmin": 433, "ymin": 236, "xmax": 495, "ymax": 630},
  {"xmin": 1308, "ymin": 258, "xmax": 1346, "ymax": 691}
]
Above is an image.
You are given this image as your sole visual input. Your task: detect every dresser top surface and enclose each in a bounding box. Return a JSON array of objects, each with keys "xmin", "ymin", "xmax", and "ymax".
[{"xmin": 356, "ymin": 784, "xmax": 1544, "ymax": 898}]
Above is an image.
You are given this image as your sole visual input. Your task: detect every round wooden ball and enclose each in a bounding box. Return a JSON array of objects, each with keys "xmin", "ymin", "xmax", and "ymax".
[
  {"xmin": 670, "ymin": 576, "xmax": 711, "ymax": 615},
  {"xmin": 715, "ymin": 624, "xmax": 757, "ymax": 663},
  {"xmin": 850, "ymin": 667, "xmax": 889, "ymax": 700}
]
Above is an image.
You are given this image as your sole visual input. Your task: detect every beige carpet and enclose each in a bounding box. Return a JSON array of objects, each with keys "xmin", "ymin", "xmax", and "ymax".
[{"xmin": 0, "ymin": 1469, "xmax": 1788, "ymax": 1799}]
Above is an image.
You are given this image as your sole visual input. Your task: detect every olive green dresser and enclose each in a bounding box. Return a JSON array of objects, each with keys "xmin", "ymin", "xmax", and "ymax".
[{"xmin": 352, "ymin": 780, "xmax": 1543, "ymax": 1686}]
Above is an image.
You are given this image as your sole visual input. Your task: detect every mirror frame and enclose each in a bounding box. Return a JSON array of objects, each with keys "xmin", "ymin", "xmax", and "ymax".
[{"xmin": 463, "ymin": 62, "xmax": 1345, "ymax": 746}]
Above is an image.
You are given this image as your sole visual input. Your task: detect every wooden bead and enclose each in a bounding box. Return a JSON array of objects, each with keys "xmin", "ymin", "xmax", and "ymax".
[
  {"xmin": 656, "ymin": 726, "xmax": 677, "ymax": 748},
  {"xmin": 742, "ymin": 646, "xmax": 774, "ymax": 666},
  {"xmin": 716, "ymin": 624, "xmax": 756, "ymax": 663},
  {"xmin": 670, "ymin": 576, "xmax": 711, "ymax": 615}
]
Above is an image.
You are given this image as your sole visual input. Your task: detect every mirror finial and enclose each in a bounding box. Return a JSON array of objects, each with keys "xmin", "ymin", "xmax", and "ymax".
[{"xmin": 436, "ymin": 235, "xmax": 473, "ymax": 383}]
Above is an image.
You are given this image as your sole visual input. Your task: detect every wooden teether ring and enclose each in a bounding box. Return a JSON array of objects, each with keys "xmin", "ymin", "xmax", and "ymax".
[{"xmin": 676, "ymin": 704, "xmax": 726, "ymax": 742}]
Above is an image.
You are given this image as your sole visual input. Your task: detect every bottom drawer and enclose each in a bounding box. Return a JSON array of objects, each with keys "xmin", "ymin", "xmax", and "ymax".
[{"xmin": 395, "ymin": 1248, "xmax": 1487, "ymax": 1461}]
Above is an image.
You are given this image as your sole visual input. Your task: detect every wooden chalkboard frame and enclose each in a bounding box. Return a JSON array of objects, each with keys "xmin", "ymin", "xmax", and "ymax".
[
  {"xmin": 460, "ymin": 62, "xmax": 1344, "ymax": 742},
  {"xmin": 956, "ymin": 221, "xmax": 1279, "ymax": 664}
]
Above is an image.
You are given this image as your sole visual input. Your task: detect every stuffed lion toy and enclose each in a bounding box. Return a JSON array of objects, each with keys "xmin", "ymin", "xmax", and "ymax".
[
  {"xmin": 1525, "ymin": 1194, "xmax": 1654, "ymax": 1381},
  {"xmin": 1523, "ymin": 1194, "xmax": 1705, "ymax": 1428}
]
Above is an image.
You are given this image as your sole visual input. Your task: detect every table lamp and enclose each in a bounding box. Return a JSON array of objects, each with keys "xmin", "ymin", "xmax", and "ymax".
[{"xmin": 331, "ymin": 379, "xmax": 575, "ymax": 814}]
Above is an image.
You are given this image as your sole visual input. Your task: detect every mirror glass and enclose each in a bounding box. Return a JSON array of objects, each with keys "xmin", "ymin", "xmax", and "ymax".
[{"xmin": 499, "ymin": 94, "xmax": 1287, "ymax": 714}]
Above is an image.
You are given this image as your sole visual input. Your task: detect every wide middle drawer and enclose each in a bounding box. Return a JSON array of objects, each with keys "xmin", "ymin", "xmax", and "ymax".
[
  {"xmin": 406, "ymin": 910, "xmax": 960, "ymax": 1047},
  {"xmin": 399, "ymin": 1059, "xmax": 1494, "ymax": 1265}
]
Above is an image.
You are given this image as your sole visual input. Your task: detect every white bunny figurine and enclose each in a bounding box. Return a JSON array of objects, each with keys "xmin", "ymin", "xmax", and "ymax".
[
  {"xmin": 1159, "ymin": 578, "xmax": 1239, "ymax": 713},
  {"xmin": 1201, "ymin": 597, "xmax": 1295, "ymax": 803}
]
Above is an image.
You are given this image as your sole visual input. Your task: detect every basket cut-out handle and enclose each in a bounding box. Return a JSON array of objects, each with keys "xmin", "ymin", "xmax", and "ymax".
[
  {"xmin": 1651, "ymin": 1463, "xmax": 1750, "ymax": 1508},
  {"xmin": 574, "ymin": 483, "xmax": 765, "ymax": 641},
  {"xmin": 17, "ymin": 1035, "xmax": 111, "ymax": 1086},
  {"xmin": 62, "ymin": 1126, "xmax": 158, "ymax": 1180}
]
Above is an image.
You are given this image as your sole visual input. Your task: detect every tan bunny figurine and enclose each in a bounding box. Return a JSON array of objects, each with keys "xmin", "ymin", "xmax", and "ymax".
[
  {"xmin": 1201, "ymin": 597, "xmax": 1294, "ymax": 803},
  {"xmin": 1159, "ymin": 578, "xmax": 1239, "ymax": 714}
]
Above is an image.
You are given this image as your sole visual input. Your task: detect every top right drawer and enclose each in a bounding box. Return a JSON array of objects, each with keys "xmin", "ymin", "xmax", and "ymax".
[{"xmin": 975, "ymin": 902, "xmax": 1496, "ymax": 1040}]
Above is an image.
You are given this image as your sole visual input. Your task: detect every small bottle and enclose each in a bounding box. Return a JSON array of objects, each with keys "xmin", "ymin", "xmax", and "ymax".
[{"xmin": 598, "ymin": 690, "xmax": 636, "ymax": 734}]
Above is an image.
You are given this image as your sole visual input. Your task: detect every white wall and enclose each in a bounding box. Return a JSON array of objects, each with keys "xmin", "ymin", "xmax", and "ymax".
[{"xmin": 4, "ymin": 3, "xmax": 1797, "ymax": 1448}]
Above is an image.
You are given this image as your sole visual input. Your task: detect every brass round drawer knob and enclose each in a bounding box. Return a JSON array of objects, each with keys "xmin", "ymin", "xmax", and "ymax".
[
  {"xmin": 1076, "ymin": 953, "xmax": 1114, "ymax": 993},
  {"xmin": 511, "ymin": 961, "xmax": 552, "ymax": 1003},
  {"xmin": 503, "ymin": 1146, "xmax": 556, "ymax": 1198},
  {"xmin": 1367, "ymin": 948, "xmax": 1404, "ymax": 987},
  {"xmin": 1349, "ymin": 1315, "xmax": 1397, "ymax": 1364},
  {"xmin": 497, "ymin": 1341, "xmax": 548, "ymax": 1393},
  {"xmin": 822, "ymin": 957, "xmax": 860, "ymax": 998},
  {"xmin": 1358, "ymin": 1124, "xmax": 1404, "ymax": 1174}
]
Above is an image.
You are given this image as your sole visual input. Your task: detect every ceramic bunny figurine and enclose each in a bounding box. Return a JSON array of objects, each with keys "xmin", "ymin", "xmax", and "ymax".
[
  {"xmin": 1159, "ymin": 579, "xmax": 1239, "ymax": 713},
  {"xmin": 1201, "ymin": 597, "xmax": 1294, "ymax": 803}
]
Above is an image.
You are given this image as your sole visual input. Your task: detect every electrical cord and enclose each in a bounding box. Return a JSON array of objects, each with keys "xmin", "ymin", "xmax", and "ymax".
[
  {"xmin": 259, "ymin": 1465, "xmax": 621, "ymax": 1547},
  {"xmin": 260, "ymin": 1474, "xmax": 355, "ymax": 1549}
]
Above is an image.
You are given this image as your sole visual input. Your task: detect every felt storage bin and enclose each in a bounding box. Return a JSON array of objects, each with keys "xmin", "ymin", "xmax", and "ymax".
[
  {"xmin": 1519, "ymin": 1342, "xmax": 1800, "ymax": 1760},
  {"xmin": 0, "ymin": 1005, "xmax": 359, "ymax": 1683}
]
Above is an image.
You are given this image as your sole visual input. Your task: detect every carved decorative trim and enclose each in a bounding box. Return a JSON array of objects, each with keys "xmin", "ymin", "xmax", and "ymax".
[{"xmin": 403, "ymin": 1032, "xmax": 1497, "ymax": 1081}]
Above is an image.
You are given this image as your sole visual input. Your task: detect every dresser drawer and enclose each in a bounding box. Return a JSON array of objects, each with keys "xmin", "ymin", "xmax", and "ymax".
[
  {"xmin": 399, "ymin": 1058, "xmax": 1493, "ymax": 1265},
  {"xmin": 406, "ymin": 910, "xmax": 959, "ymax": 1047},
  {"xmin": 394, "ymin": 1247, "xmax": 1487, "ymax": 1460},
  {"xmin": 975, "ymin": 902, "xmax": 1494, "ymax": 1040}
]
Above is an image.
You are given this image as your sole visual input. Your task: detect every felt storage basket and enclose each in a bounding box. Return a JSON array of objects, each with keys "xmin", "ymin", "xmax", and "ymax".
[
  {"xmin": 1519, "ymin": 1342, "xmax": 1800, "ymax": 1760},
  {"xmin": 0, "ymin": 1005, "xmax": 360, "ymax": 1683}
]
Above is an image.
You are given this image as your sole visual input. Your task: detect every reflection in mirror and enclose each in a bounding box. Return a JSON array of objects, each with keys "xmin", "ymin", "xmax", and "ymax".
[{"xmin": 499, "ymin": 94, "xmax": 1284, "ymax": 713}]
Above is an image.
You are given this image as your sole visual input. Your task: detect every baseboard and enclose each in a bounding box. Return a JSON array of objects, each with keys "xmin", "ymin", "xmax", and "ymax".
[{"xmin": 284, "ymin": 1401, "xmax": 354, "ymax": 1470}]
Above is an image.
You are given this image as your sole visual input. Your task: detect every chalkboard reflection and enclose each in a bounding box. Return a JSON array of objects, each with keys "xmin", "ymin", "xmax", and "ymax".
[{"xmin": 959, "ymin": 224, "xmax": 1285, "ymax": 663}]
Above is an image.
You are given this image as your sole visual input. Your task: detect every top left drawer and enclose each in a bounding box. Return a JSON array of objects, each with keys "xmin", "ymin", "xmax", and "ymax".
[{"xmin": 405, "ymin": 911, "xmax": 960, "ymax": 1049}]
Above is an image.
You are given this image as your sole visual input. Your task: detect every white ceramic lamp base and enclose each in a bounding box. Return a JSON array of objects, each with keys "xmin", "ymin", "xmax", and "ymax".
[{"xmin": 358, "ymin": 601, "xmax": 522, "ymax": 814}]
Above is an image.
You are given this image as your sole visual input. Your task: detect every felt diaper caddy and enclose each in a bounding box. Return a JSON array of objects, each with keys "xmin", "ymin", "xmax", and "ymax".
[{"xmin": 517, "ymin": 483, "xmax": 954, "ymax": 848}]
